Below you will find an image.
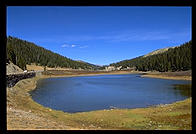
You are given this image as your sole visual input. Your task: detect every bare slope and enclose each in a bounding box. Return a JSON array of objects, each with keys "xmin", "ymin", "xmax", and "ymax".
[
  {"xmin": 143, "ymin": 47, "xmax": 175, "ymax": 58},
  {"xmin": 6, "ymin": 61, "xmax": 24, "ymax": 75}
]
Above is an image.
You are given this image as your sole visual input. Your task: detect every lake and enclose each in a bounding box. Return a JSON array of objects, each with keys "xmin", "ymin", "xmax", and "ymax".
[{"xmin": 30, "ymin": 74, "xmax": 191, "ymax": 113}]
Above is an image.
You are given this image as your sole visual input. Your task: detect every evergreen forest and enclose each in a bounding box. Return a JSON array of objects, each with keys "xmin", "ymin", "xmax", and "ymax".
[{"xmin": 6, "ymin": 36, "xmax": 99, "ymax": 70}]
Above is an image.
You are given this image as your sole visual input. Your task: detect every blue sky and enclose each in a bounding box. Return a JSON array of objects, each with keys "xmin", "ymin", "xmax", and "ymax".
[{"xmin": 7, "ymin": 6, "xmax": 192, "ymax": 65}]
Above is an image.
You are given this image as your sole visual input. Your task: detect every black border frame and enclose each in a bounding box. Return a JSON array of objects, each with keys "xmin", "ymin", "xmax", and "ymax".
[
  {"xmin": 2, "ymin": 0, "xmax": 193, "ymax": 6},
  {"xmin": 0, "ymin": 0, "xmax": 192, "ymax": 133}
]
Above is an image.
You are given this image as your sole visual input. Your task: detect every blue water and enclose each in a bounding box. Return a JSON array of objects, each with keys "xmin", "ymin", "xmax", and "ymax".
[{"xmin": 30, "ymin": 74, "xmax": 191, "ymax": 113}]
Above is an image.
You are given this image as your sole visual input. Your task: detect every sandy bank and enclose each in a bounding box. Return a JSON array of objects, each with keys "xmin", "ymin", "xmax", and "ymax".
[{"xmin": 7, "ymin": 71, "xmax": 192, "ymax": 130}]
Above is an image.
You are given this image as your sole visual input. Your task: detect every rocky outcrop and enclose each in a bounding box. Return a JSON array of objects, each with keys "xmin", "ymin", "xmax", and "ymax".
[
  {"xmin": 6, "ymin": 72, "xmax": 36, "ymax": 88},
  {"xmin": 6, "ymin": 61, "xmax": 24, "ymax": 75}
]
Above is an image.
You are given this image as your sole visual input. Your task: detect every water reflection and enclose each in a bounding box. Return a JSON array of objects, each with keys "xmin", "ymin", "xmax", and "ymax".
[{"xmin": 173, "ymin": 84, "xmax": 192, "ymax": 97}]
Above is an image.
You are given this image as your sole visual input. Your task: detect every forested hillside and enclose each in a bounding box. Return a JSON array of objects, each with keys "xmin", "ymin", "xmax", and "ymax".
[
  {"xmin": 6, "ymin": 36, "xmax": 99, "ymax": 70},
  {"xmin": 110, "ymin": 41, "xmax": 192, "ymax": 72}
]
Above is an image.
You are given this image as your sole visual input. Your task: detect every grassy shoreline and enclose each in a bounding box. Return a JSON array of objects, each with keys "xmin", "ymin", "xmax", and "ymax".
[
  {"xmin": 7, "ymin": 71, "xmax": 192, "ymax": 130},
  {"xmin": 141, "ymin": 70, "xmax": 192, "ymax": 81},
  {"xmin": 141, "ymin": 74, "xmax": 191, "ymax": 81},
  {"xmin": 41, "ymin": 70, "xmax": 192, "ymax": 80}
]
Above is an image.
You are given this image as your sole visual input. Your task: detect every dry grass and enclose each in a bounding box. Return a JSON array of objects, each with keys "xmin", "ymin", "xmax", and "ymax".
[
  {"xmin": 26, "ymin": 64, "xmax": 71, "ymax": 71},
  {"xmin": 141, "ymin": 70, "xmax": 192, "ymax": 80}
]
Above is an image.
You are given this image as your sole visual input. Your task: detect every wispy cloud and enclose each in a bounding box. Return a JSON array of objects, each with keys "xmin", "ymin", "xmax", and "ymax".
[
  {"xmin": 61, "ymin": 44, "xmax": 69, "ymax": 47},
  {"xmin": 61, "ymin": 43, "xmax": 88, "ymax": 49},
  {"xmin": 61, "ymin": 44, "xmax": 77, "ymax": 48},
  {"xmin": 28, "ymin": 29, "xmax": 191, "ymax": 45},
  {"xmin": 71, "ymin": 44, "xmax": 76, "ymax": 48},
  {"xmin": 59, "ymin": 30, "xmax": 190, "ymax": 43}
]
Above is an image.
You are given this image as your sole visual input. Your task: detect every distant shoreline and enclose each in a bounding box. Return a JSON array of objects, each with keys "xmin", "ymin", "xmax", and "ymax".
[
  {"xmin": 141, "ymin": 70, "xmax": 192, "ymax": 81},
  {"xmin": 141, "ymin": 74, "xmax": 191, "ymax": 81},
  {"xmin": 40, "ymin": 70, "xmax": 142, "ymax": 79},
  {"xmin": 40, "ymin": 70, "xmax": 192, "ymax": 81}
]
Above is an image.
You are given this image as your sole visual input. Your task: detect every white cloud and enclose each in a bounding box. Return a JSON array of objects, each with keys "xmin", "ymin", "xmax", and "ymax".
[
  {"xmin": 71, "ymin": 44, "xmax": 76, "ymax": 47},
  {"xmin": 61, "ymin": 44, "xmax": 77, "ymax": 48},
  {"xmin": 61, "ymin": 43, "xmax": 88, "ymax": 49},
  {"xmin": 61, "ymin": 44, "xmax": 69, "ymax": 47}
]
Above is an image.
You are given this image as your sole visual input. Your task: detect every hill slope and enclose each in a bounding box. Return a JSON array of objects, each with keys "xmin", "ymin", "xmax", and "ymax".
[
  {"xmin": 7, "ymin": 36, "xmax": 98, "ymax": 70},
  {"xmin": 143, "ymin": 47, "xmax": 175, "ymax": 58},
  {"xmin": 110, "ymin": 41, "xmax": 192, "ymax": 72}
]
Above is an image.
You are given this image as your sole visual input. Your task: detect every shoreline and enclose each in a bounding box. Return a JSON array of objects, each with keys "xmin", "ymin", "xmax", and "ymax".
[
  {"xmin": 40, "ymin": 70, "xmax": 143, "ymax": 78},
  {"xmin": 40, "ymin": 70, "xmax": 192, "ymax": 81},
  {"xmin": 7, "ymin": 71, "xmax": 192, "ymax": 130},
  {"xmin": 141, "ymin": 74, "xmax": 191, "ymax": 81},
  {"xmin": 140, "ymin": 70, "xmax": 192, "ymax": 81}
]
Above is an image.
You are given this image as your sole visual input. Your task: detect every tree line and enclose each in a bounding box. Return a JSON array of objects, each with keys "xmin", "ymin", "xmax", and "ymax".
[
  {"xmin": 110, "ymin": 41, "xmax": 192, "ymax": 72},
  {"xmin": 6, "ymin": 36, "xmax": 99, "ymax": 70}
]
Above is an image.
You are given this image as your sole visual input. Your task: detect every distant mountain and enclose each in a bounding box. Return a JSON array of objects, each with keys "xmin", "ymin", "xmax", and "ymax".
[
  {"xmin": 6, "ymin": 36, "xmax": 98, "ymax": 70},
  {"xmin": 110, "ymin": 41, "xmax": 192, "ymax": 72},
  {"xmin": 142, "ymin": 46, "xmax": 176, "ymax": 58},
  {"xmin": 76, "ymin": 60, "xmax": 100, "ymax": 70}
]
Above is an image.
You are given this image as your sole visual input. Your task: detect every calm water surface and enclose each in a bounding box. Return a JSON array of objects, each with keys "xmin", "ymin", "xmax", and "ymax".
[{"xmin": 31, "ymin": 74, "xmax": 191, "ymax": 113}]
